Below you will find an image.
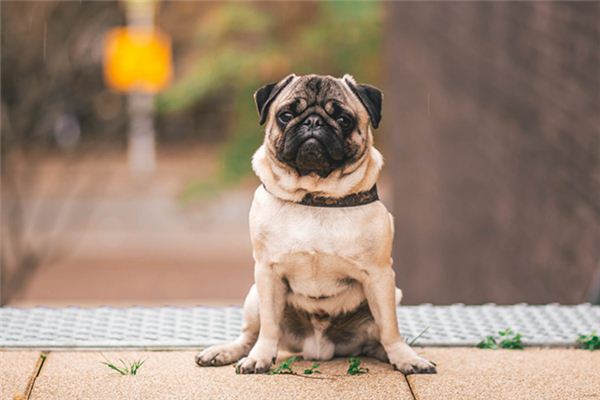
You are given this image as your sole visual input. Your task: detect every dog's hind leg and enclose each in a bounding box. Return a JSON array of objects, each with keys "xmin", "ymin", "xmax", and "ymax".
[
  {"xmin": 195, "ymin": 285, "xmax": 260, "ymax": 366},
  {"xmin": 362, "ymin": 340, "xmax": 389, "ymax": 362}
]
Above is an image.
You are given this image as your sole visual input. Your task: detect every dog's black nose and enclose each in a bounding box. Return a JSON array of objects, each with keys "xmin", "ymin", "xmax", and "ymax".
[{"xmin": 302, "ymin": 114, "xmax": 323, "ymax": 129}]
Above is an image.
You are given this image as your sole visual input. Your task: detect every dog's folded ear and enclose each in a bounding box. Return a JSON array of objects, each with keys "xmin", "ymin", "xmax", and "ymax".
[
  {"xmin": 254, "ymin": 74, "xmax": 296, "ymax": 125},
  {"xmin": 343, "ymin": 74, "xmax": 383, "ymax": 129}
]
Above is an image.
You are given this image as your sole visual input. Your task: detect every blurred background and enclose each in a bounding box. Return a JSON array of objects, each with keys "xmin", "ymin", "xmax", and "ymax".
[{"xmin": 1, "ymin": 1, "xmax": 598, "ymax": 306}]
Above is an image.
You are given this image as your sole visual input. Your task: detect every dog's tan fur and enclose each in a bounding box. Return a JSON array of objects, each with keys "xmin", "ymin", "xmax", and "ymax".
[{"xmin": 196, "ymin": 74, "xmax": 435, "ymax": 375}]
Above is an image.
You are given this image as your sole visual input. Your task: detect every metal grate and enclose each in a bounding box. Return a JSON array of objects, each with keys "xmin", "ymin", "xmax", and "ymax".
[{"xmin": 0, "ymin": 304, "xmax": 598, "ymax": 348}]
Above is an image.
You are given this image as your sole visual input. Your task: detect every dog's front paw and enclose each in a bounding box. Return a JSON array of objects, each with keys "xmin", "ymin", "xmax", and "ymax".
[
  {"xmin": 235, "ymin": 339, "xmax": 277, "ymax": 374},
  {"xmin": 195, "ymin": 343, "xmax": 247, "ymax": 367},
  {"xmin": 392, "ymin": 353, "xmax": 436, "ymax": 375},
  {"xmin": 387, "ymin": 342, "xmax": 437, "ymax": 375},
  {"xmin": 235, "ymin": 355, "xmax": 274, "ymax": 374}
]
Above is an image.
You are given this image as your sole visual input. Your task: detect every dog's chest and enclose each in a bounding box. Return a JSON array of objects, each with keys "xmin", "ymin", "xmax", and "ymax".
[
  {"xmin": 253, "ymin": 196, "xmax": 369, "ymax": 261},
  {"xmin": 261, "ymin": 213, "xmax": 362, "ymax": 297},
  {"xmin": 249, "ymin": 186, "xmax": 393, "ymax": 297}
]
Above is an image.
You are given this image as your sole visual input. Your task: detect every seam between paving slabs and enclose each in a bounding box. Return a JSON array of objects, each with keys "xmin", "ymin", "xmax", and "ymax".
[
  {"xmin": 404, "ymin": 375, "xmax": 420, "ymax": 400},
  {"xmin": 14, "ymin": 351, "xmax": 48, "ymax": 400}
]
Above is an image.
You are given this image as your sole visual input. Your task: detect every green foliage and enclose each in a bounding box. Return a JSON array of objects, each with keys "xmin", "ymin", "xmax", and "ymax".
[
  {"xmin": 101, "ymin": 358, "xmax": 145, "ymax": 375},
  {"xmin": 239, "ymin": 356, "xmax": 370, "ymax": 377},
  {"xmin": 477, "ymin": 335, "xmax": 498, "ymax": 349},
  {"xmin": 477, "ymin": 328, "xmax": 524, "ymax": 350},
  {"xmin": 498, "ymin": 328, "xmax": 524, "ymax": 349},
  {"xmin": 303, "ymin": 362, "xmax": 321, "ymax": 375},
  {"xmin": 269, "ymin": 355, "xmax": 299, "ymax": 375},
  {"xmin": 266, "ymin": 356, "xmax": 323, "ymax": 377},
  {"xmin": 577, "ymin": 332, "xmax": 600, "ymax": 351},
  {"xmin": 347, "ymin": 357, "xmax": 368, "ymax": 375},
  {"xmin": 159, "ymin": 2, "xmax": 383, "ymax": 200},
  {"xmin": 179, "ymin": 178, "xmax": 221, "ymax": 205}
]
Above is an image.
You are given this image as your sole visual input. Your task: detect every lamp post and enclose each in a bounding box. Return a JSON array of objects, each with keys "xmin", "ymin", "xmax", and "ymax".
[{"xmin": 103, "ymin": 0, "xmax": 171, "ymax": 177}]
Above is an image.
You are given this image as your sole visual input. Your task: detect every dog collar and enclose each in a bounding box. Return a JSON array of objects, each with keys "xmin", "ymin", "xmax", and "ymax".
[{"xmin": 263, "ymin": 184, "xmax": 379, "ymax": 207}]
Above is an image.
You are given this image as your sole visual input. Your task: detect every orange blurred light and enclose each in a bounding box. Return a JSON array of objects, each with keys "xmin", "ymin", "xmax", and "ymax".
[{"xmin": 103, "ymin": 27, "xmax": 172, "ymax": 93}]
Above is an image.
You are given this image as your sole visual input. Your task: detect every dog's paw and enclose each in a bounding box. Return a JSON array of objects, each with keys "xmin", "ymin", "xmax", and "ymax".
[
  {"xmin": 195, "ymin": 343, "xmax": 246, "ymax": 367},
  {"xmin": 392, "ymin": 354, "xmax": 436, "ymax": 375},
  {"xmin": 387, "ymin": 342, "xmax": 437, "ymax": 375},
  {"xmin": 235, "ymin": 355, "xmax": 274, "ymax": 374}
]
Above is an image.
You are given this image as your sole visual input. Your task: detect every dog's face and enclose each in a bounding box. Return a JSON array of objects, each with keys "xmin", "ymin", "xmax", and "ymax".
[{"xmin": 254, "ymin": 74, "xmax": 382, "ymax": 178}]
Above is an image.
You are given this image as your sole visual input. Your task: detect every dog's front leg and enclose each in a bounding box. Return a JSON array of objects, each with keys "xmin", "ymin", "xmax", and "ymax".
[
  {"xmin": 362, "ymin": 266, "xmax": 436, "ymax": 375},
  {"xmin": 236, "ymin": 261, "xmax": 285, "ymax": 374}
]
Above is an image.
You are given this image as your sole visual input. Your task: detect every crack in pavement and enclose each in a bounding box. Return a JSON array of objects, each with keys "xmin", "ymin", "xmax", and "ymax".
[
  {"xmin": 404, "ymin": 374, "xmax": 420, "ymax": 400},
  {"xmin": 14, "ymin": 351, "xmax": 48, "ymax": 400}
]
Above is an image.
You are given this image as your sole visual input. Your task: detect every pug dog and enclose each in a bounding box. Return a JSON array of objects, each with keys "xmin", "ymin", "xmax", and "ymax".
[{"xmin": 195, "ymin": 74, "xmax": 436, "ymax": 375}]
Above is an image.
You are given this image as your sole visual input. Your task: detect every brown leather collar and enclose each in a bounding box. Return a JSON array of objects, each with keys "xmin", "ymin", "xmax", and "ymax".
[{"xmin": 264, "ymin": 184, "xmax": 379, "ymax": 207}]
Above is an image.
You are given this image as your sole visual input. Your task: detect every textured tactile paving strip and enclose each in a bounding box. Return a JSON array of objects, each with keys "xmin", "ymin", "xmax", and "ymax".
[{"xmin": 1, "ymin": 304, "xmax": 598, "ymax": 348}]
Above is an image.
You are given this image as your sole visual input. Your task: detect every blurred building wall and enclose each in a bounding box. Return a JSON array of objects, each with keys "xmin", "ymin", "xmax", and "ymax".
[{"xmin": 385, "ymin": 2, "xmax": 600, "ymax": 304}]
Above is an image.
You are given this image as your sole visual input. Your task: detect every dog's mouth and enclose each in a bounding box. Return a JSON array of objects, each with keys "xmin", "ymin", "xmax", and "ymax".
[
  {"xmin": 278, "ymin": 129, "xmax": 345, "ymax": 178},
  {"xmin": 294, "ymin": 137, "xmax": 333, "ymax": 176}
]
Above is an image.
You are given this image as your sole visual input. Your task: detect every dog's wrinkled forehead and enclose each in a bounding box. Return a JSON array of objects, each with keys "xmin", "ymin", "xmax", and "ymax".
[
  {"xmin": 255, "ymin": 73, "xmax": 382, "ymax": 128},
  {"xmin": 276, "ymin": 75, "xmax": 381, "ymax": 128},
  {"xmin": 285, "ymin": 75, "xmax": 348, "ymax": 107}
]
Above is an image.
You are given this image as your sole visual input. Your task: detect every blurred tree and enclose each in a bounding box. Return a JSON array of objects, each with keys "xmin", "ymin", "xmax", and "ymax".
[
  {"xmin": 385, "ymin": 2, "xmax": 600, "ymax": 304},
  {"xmin": 156, "ymin": 2, "xmax": 382, "ymax": 200},
  {"xmin": 0, "ymin": 1, "xmax": 383, "ymax": 302},
  {"xmin": 0, "ymin": 1, "xmax": 125, "ymax": 304}
]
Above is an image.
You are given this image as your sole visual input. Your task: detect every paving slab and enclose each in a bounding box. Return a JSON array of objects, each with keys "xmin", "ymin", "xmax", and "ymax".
[
  {"xmin": 408, "ymin": 348, "xmax": 600, "ymax": 400},
  {"xmin": 31, "ymin": 351, "xmax": 413, "ymax": 400},
  {"xmin": 0, "ymin": 351, "xmax": 43, "ymax": 400}
]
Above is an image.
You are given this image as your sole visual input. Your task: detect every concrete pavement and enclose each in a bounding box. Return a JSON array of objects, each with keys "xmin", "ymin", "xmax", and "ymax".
[{"xmin": 3, "ymin": 348, "xmax": 599, "ymax": 400}]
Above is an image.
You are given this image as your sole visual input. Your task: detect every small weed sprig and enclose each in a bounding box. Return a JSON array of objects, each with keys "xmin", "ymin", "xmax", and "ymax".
[
  {"xmin": 303, "ymin": 362, "xmax": 321, "ymax": 375},
  {"xmin": 577, "ymin": 332, "xmax": 600, "ymax": 351},
  {"xmin": 269, "ymin": 356, "xmax": 299, "ymax": 375},
  {"xmin": 408, "ymin": 327, "xmax": 430, "ymax": 346},
  {"xmin": 101, "ymin": 357, "xmax": 145, "ymax": 375},
  {"xmin": 477, "ymin": 328, "xmax": 524, "ymax": 350},
  {"xmin": 236, "ymin": 356, "xmax": 366, "ymax": 378},
  {"xmin": 477, "ymin": 335, "xmax": 498, "ymax": 349},
  {"xmin": 263, "ymin": 356, "xmax": 328, "ymax": 379},
  {"xmin": 498, "ymin": 328, "xmax": 524, "ymax": 349},
  {"xmin": 347, "ymin": 357, "xmax": 368, "ymax": 375}
]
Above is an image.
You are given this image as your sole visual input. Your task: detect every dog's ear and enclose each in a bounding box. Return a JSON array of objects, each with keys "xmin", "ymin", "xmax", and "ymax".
[
  {"xmin": 254, "ymin": 74, "xmax": 296, "ymax": 125},
  {"xmin": 343, "ymin": 74, "xmax": 383, "ymax": 129}
]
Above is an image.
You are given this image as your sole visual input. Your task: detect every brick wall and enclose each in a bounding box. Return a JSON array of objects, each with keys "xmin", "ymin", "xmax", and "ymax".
[{"xmin": 384, "ymin": 2, "xmax": 600, "ymax": 304}]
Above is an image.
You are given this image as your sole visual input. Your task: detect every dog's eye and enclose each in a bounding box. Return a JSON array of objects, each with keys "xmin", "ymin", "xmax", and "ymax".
[
  {"xmin": 278, "ymin": 112, "xmax": 294, "ymax": 124},
  {"xmin": 336, "ymin": 116, "xmax": 353, "ymax": 130}
]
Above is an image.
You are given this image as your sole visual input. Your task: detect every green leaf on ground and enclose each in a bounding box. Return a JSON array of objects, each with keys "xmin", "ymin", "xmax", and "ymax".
[
  {"xmin": 477, "ymin": 335, "xmax": 498, "ymax": 349},
  {"xmin": 498, "ymin": 328, "xmax": 524, "ymax": 349},
  {"xmin": 269, "ymin": 356, "xmax": 299, "ymax": 375},
  {"xmin": 478, "ymin": 328, "xmax": 524, "ymax": 350},
  {"xmin": 303, "ymin": 362, "xmax": 321, "ymax": 375},
  {"xmin": 577, "ymin": 332, "xmax": 600, "ymax": 351},
  {"xmin": 347, "ymin": 357, "xmax": 368, "ymax": 375}
]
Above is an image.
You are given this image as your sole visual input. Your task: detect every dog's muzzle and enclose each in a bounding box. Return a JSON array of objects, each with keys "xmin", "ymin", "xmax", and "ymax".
[{"xmin": 279, "ymin": 114, "xmax": 344, "ymax": 177}]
